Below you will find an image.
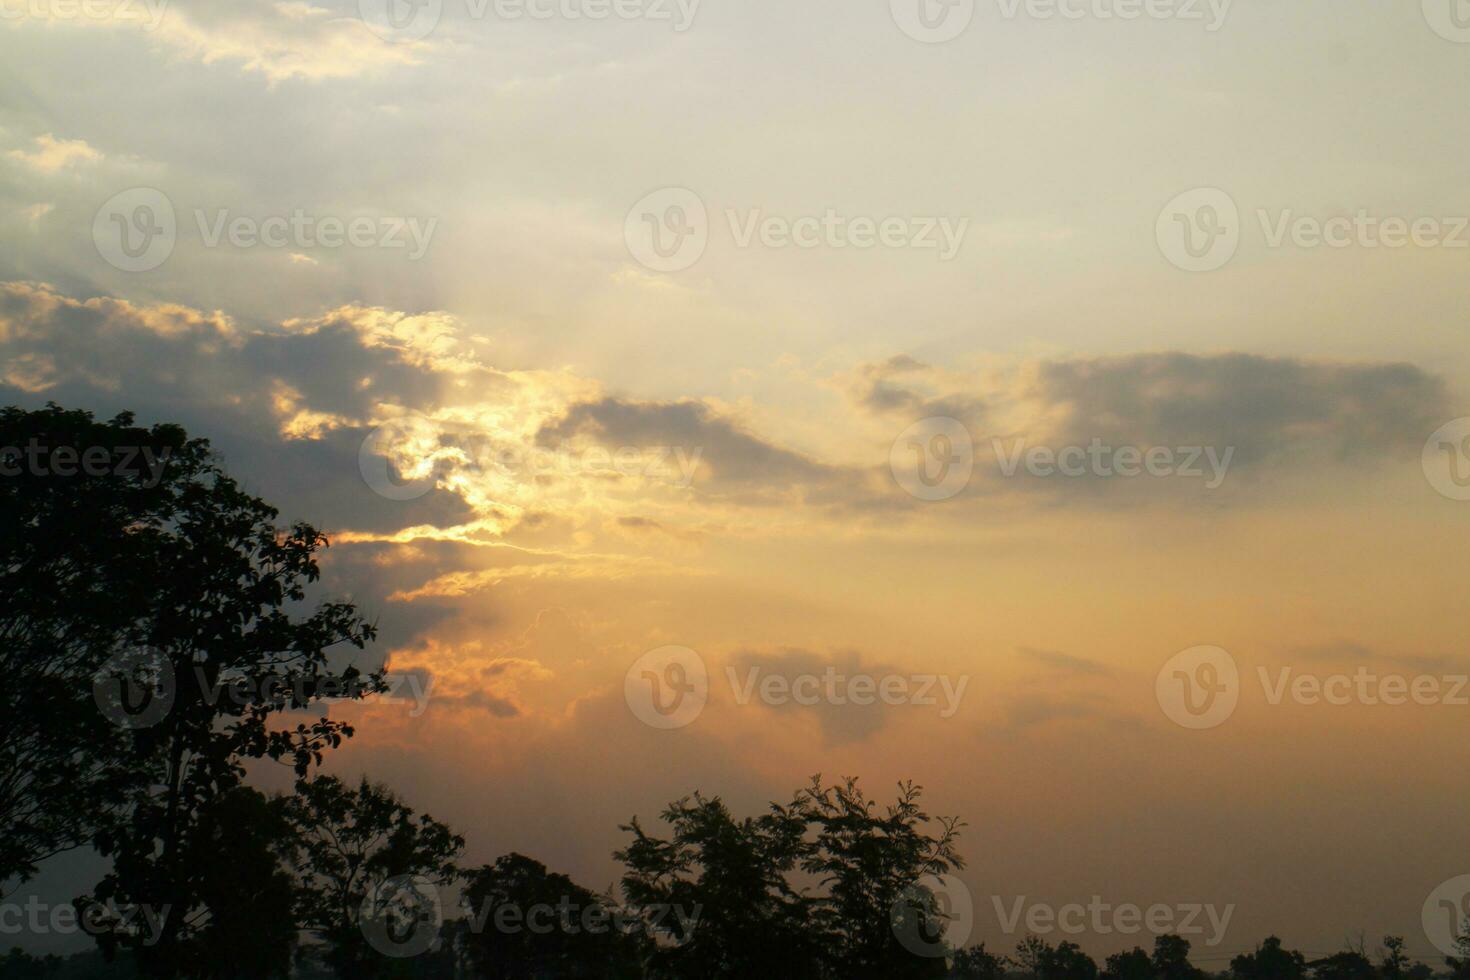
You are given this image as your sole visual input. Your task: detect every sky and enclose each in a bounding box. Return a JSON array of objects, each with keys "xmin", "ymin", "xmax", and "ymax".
[{"xmin": 4, "ymin": 0, "xmax": 1470, "ymax": 963}]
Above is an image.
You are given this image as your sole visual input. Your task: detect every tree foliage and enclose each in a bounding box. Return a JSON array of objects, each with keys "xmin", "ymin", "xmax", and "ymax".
[
  {"xmin": 0, "ymin": 406, "xmax": 194, "ymax": 888},
  {"xmin": 461, "ymin": 852, "xmax": 645, "ymax": 979},
  {"xmin": 282, "ymin": 776, "xmax": 464, "ymax": 978},
  {"xmin": 617, "ymin": 776, "xmax": 963, "ymax": 979},
  {"xmin": 2, "ymin": 405, "xmax": 382, "ymax": 975}
]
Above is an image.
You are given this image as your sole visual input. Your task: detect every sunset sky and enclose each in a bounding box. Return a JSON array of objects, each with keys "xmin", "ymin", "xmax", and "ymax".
[{"xmin": 4, "ymin": 0, "xmax": 1470, "ymax": 962}]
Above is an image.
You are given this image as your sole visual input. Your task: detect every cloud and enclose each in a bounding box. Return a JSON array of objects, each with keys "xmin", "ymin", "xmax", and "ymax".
[
  {"xmin": 1286, "ymin": 640, "xmax": 1464, "ymax": 674},
  {"xmin": 0, "ymin": 281, "xmax": 241, "ymax": 383},
  {"xmin": 870, "ymin": 351, "xmax": 1448, "ymax": 504},
  {"xmin": 3, "ymin": 283, "xmax": 858, "ymax": 549},
  {"xmin": 846, "ymin": 355, "xmax": 985, "ymax": 422},
  {"xmin": 370, "ymin": 641, "xmax": 564, "ymax": 720},
  {"xmin": 1022, "ymin": 353, "xmax": 1445, "ymax": 468},
  {"xmin": 10, "ymin": 281, "xmax": 1454, "ymax": 550},
  {"xmin": 20, "ymin": 203, "xmax": 54, "ymax": 228},
  {"xmin": 1289, "ymin": 641, "xmax": 1377, "ymax": 663},
  {"xmin": 10, "ymin": 282, "xmax": 1454, "ymax": 535},
  {"xmin": 481, "ymin": 657, "xmax": 554, "ymax": 682},
  {"xmin": 990, "ymin": 692, "xmax": 1112, "ymax": 732},
  {"xmin": 536, "ymin": 396, "xmax": 885, "ymax": 510},
  {"xmin": 0, "ymin": 284, "xmax": 492, "ymax": 532},
  {"xmin": 2, "ymin": 281, "xmax": 1453, "ymax": 560},
  {"xmin": 1018, "ymin": 646, "xmax": 1113, "ymax": 676},
  {"xmin": 976, "ymin": 649, "xmax": 1135, "ymax": 737},
  {"xmin": 724, "ymin": 647, "xmax": 909, "ymax": 746},
  {"xmin": 5, "ymin": 0, "xmax": 427, "ymax": 83},
  {"xmin": 6, "ymin": 134, "xmax": 102, "ymax": 173},
  {"xmin": 387, "ymin": 550, "xmax": 674, "ymax": 601}
]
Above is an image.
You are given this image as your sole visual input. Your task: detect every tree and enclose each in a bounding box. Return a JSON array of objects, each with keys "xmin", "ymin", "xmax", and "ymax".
[
  {"xmin": 460, "ymin": 853, "xmax": 644, "ymax": 979},
  {"xmin": 72, "ymin": 422, "xmax": 382, "ymax": 976},
  {"xmin": 617, "ymin": 790, "xmax": 820, "ymax": 978},
  {"xmin": 796, "ymin": 777, "xmax": 965, "ymax": 979},
  {"xmin": 82, "ymin": 787, "xmax": 301, "ymax": 979},
  {"xmin": 0, "ymin": 406, "xmax": 193, "ymax": 892},
  {"xmin": 1103, "ymin": 947, "xmax": 1156, "ymax": 980},
  {"xmin": 1053, "ymin": 942, "xmax": 1100, "ymax": 980},
  {"xmin": 0, "ymin": 947, "xmax": 64, "ymax": 978},
  {"xmin": 952, "ymin": 944, "xmax": 1009, "ymax": 980},
  {"xmin": 1152, "ymin": 935, "xmax": 1205, "ymax": 980},
  {"xmin": 1445, "ymin": 933, "xmax": 1470, "ymax": 980},
  {"xmin": 281, "ymin": 775, "xmax": 464, "ymax": 978},
  {"xmin": 1015, "ymin": 935, "xmax": 1053, "ymax": 977},
  {"xmin": 1377, "ymin": 937, "xmax": 1409, "ymax": 980},
  {"xmin": 1016, "ymin": 936, "xmax": 1099, "ymax": 980},
  {"xmin": 1309, "ymin": 951, "xmax": 1376, "ymax": 980},
  {"xmin": 1233, "ymin": 937, "xmax": 1308, "ymax": 980},
  {"xmin": 186, "ymin": 788, "xmax": 300, "ymax": 979},
  {"xmin": 617, "ymin": 777, "xmax": 966, "ymax": 980}
]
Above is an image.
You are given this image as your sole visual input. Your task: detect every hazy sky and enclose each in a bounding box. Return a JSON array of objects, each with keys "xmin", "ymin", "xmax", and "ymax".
[{"xmin": 4, "ymin": 0, "xmax": 1470, "ymax": 963}]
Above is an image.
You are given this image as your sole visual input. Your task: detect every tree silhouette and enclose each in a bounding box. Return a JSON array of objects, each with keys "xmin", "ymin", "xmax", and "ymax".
[
  {"xmin": 281, "ymin": 775, "xmax": 464, "ymax": 978},
  {"xmin": 952, "ymin": 943, "xmax": 1010, "ymax": 980},
  {"xmin": 1015, "ymin": 936, "xmax": 1100, "ymax": 980},
  {"xmin": 1445, "ymin": 933, "xmax": 1470, "ymax": 980},
  {"xmin": 617, "ymin": 790, "xmax": 820, "ymax": 977},
  {"xmin": 1233, "ymin": 937, "xmax": 1309, "ymax": 980},
  {"xmin": 87, "ymin": 787, "xmax": 301, "ymax": 979},
  {"xmin": 1154, "ymin": 935, "xmax": 1206, "ymax": 980},
  {"xmin": 1102, "ymin": 947, "xmax": 1156, "ymax": 980},
  {"xmin": 1380, "ymin": 937, "xmax": 1411, "ymax": 980},
  {"xmin": 0, "ymin": 405, "xmax": 381, "ymax": 972},
  {"xmin": 617, "ymin": 777, "xmax": 965, "ymax": 980},
  {"xmin": 72, "ymin": 430, "xmax": 381, "ymax": 975},
  {"xmin": 796, "ymin": 777, "xmax": 963, "ymax": 979},
  {"xmin": 0, "ymin": 406, "xmax": 193, "ymax": 891},
  {"xmin": 460, "ymin": 853, "xmax": 645, "ymax": 979},
  {"xmin": 1309, "ymin": 951, "xmax": 1378, "ymax": 980},
  {"xmin": 1, "ymin": 947, "xmax": 64, "ymax": 978}
]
